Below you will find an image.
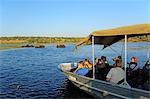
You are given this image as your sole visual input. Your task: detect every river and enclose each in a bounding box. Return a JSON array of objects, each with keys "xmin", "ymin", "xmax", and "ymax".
[{"xmin": 0, "ymin": 42, "xmax": 149, "ymax": 98}]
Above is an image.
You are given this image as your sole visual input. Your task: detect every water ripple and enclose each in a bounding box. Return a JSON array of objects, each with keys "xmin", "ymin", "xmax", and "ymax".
[{"xmin": 0, "ymin": 43, "xmax": 148, "ymax": 98}]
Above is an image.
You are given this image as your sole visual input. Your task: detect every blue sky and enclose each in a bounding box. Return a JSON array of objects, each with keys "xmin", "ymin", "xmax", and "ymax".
[{"xmin": 1, "ymin": 0, "xmax": 150, "ymax": 37}]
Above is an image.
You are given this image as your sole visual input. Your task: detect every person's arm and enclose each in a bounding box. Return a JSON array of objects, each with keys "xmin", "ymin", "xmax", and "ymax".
[
  {"xmin": 94, "ymin": 62, "xmax": 97, "ymax": 66},
  {"xmin": 106, "ymin": 78, "xmax": 111, "ymax": 82},
  {"xmin": 106, "ymin": 69, "xmax": 112, "ymax": 82},
  {"xmin": 73, "ymin": 67, "xmax": 80, "ymax": 73}
]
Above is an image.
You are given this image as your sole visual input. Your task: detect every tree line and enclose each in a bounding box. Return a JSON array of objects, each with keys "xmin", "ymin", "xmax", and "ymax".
[
  {"xmin": 0, "ymin": 36, "xmax": 148, "ymax": 44},
  {"xmin": 0, "ymin": 37, "xmax": 84, "ymax": 44}
]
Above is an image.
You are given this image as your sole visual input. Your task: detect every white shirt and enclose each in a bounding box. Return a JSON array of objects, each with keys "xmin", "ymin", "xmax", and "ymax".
[{"xmin": 106, "ymin": 67, "xmax": 125, "ymax": 84}]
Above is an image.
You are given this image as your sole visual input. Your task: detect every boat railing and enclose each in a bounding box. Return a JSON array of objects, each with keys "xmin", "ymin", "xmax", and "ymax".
[
  {"xmin": 63, "ymin": 68, "xmax": 150, "ymax": 98},
  {"xmin": 59, "ymin": 63, "xmax": 150, "ymax": 94}
]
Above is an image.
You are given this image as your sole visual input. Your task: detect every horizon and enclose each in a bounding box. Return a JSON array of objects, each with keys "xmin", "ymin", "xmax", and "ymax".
[
  {"xmin": 1, "ymin": 0, "xmax": 150, "ymax": 37},
  {"xmin": 0, "ymin": 36, "xmax": 84, "ymax": 38}
]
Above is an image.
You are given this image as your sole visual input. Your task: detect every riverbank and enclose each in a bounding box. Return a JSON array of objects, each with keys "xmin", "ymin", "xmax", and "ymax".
[
  {"xmin": 0, "ymin": 37, "xmax": 84, "ymax": 44},
  {"xmin": 0, "ymin": 36, "xmax": 148, "ymax": 50},
  {"xmin": 0, "ymin": 46, "xmax": 22, "ymax": 50},
  {"xmin": 0, "ymin": 36, "xmax": 148, "ymax": 44}
]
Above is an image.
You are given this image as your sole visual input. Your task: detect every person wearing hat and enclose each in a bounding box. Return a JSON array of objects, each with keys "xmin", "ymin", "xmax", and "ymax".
[{"xmin": 106, "ymin": 59, "xmax": 125, "ymax": 84}]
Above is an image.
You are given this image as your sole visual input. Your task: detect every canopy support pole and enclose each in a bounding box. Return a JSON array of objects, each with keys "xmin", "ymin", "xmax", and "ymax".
[
  {"xmin": 92, "ymin": 36, "xmax": 95, "ymax": 79},
  {"xmin": 122, "ymin": 35, "xmax": 131, "ymax": 88},
  {"xmin": 121, "ymin": 34, "xmax": 131, "ymax": 88},
  {"xmin": 147, "ymin": 35, "xmax": 150, "ymax": 59},
  {"xmin": 124, "ymin": 35, "xmax": 127, "ymax": 82}
]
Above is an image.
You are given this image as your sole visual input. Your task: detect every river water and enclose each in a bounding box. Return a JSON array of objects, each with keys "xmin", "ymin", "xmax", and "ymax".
[{"xmin": 0, "ymin": 42, "xmax": 149, "ymax": 98}]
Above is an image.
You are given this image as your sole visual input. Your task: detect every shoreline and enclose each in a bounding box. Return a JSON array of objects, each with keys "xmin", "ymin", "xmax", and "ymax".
[
  {"xmin": 0, "ymin": 36, "xmax": 148, "ymax": 50},
  {"xmin": 0, "ymin": 46, "xmax": 22, "ymax": 50},
  {"xmin": 0, "ymin": 41, "xmax": 149, "ymax": 50},
  {"xmin": 0, "ymin": 36, "xmax": 148, "ymax": 44}
]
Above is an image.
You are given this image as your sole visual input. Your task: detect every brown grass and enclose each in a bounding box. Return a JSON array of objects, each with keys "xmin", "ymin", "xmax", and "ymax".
[{"xmin": 0, "ymin": 40, "xmax": 27, "ymax": 44}]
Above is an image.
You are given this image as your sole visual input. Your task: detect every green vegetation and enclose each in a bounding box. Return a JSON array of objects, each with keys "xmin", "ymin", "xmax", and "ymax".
[
  {"xmin": 0, "ymin": 36, "xmax": 148, "ymax": 50},
  {"xmin": 0, "ymin": 36, "xmax": 148, "ymax": 44},
  {"xmin": 0, "ymin": 37, "xmax": 84, "ymax": 44}
]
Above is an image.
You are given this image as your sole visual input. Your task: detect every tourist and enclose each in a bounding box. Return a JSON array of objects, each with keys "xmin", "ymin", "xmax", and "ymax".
[
  {"xmin": 128, "ymin": 57, "xmax": 138, "ymax": 71},
  {"xmin": 106, "ymin": 59, "xmax": 125, "ymax": 84},
  {"xmin": 95, "ymin": 59, "xmax": 107, "ymax": 80},
  {"xmin": 84, "ymin": 59, "xmax": 93, "ymax": 70},
  {"xmin": 74, "ymin": 61, "xmax": 89, "ymax": 76}
]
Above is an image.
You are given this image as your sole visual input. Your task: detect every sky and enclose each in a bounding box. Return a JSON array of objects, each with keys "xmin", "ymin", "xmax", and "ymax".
[{"xmin": 0, "ymin": 0, "xmax": 150, "ymax": 37}]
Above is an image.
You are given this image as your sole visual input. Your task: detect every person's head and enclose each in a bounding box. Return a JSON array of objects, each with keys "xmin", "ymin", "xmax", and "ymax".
[
  {"xmin": 113, "ymin": 57, "xmax": 121, "ymax": 67},
  {"xmin": 118, "ymin": 56, "xmax": 122, "ymax": 60},
  {"xmin": 98, "ymin": 59, "xmax": 104, "ymax": 64},
  {"xmin": 78, "ymin": 61, "xmax": 84, "ymax": 65},
  {"xmin": 78, "ymin": 61, "xmax": 84, "ymax": 68},
  {"xmin": 101, "ymin": 56, "xmax": 106, "ymax": 61},
  {"xmin": 84, "ymin": 59, "xmax": 91, "ymax": 64},
  {"xmin": 131, "ymin": 57, "xmax": 137, "ymax": 63},
  {"xmin": 115, "ymin": 59, "xmax": 122, "ymax": 67},
  {"xmin": 85, "ymin": 59, "xmax": 89, "ymax": 62},
  {"xmin": 113, "ymin": 57, "xmax": 118, "ymax": 62},
  {"xmin": 145, "ymin": 60, "xmax": 150, "ymax": 66}
]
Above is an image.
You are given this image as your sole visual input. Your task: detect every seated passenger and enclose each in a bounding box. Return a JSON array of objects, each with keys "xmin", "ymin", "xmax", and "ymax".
[
  {"xmin": 84, "ymin": 59, "xmax": 93, "ymax": 70},
  {"xmin": 74, "ymin": 61, "xmax": 89, "ymax": 76},
  {"xmin": 142, "ymin": 60, "xmax": 150, "ymax": 90},
  {"xmin": 128, "ymin": 57, "xmax": 138, "ymax": 71},
  {"xmin": 95, "ymin": 59, "xmax": 107, "ymax": 80},
  {"xmin": 143, "ymin": 60, "xmax": 150, "ymax": 70},
  {"xmin": 106, "ymin": 59, "xmax": 125, "ymax": 84}
]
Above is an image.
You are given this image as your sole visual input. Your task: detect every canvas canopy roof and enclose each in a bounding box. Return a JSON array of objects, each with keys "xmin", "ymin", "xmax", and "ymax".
[{"xmin": 76, "ymin": 24, "xmax": 150, "ymax": 48}]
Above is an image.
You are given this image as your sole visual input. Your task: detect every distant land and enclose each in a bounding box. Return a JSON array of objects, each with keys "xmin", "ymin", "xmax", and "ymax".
[
  {"xmin": 0, "ymin": 36, "xmax": 148, "ymax": 50},
  {"xmin": 0, "ymin": 36, "xmax": 148, "ymax": 44},
  {"xmin": 0, "ymin": 37, "xmax": 84, "ymax": 44}
]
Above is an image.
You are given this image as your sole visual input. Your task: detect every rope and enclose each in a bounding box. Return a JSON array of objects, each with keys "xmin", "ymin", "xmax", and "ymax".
[
  {"xmin": 73, "ymin": 46, "xmax": 90, "ymax": 59},
  {"xmin": 108, "ymin": 46, "xmax": 120, "ymax": 55},
  {"xmin": 121, "ymin": 41, "xmax": 124, "ymax": 57}
]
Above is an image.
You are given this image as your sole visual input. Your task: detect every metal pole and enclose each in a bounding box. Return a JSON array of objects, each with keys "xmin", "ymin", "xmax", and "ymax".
[
  {"xmin": 92, "ymin": 36, "xmax": 95, "ymax": 79},
  {"xmin": 147, "ymin": 35, "xmax": 150, "ymax": 59},
  {"xmin": 124, "ymin": 35, "xmax": 127, "ymax": 82}
]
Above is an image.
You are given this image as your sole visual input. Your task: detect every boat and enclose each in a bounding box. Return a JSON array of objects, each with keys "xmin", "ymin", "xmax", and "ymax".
[
  {"xmin": 58, "ymin": 24, "xmax": 150, "ymax": 98},
  {"xmin": 56, "ymin": 44, "xmax": 65, "ymax": 48}
]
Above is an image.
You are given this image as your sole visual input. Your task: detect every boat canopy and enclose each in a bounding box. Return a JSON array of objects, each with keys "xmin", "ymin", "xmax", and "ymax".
[{"xmin": 76, "ymin": 24, "xmax": 150, "ymax": 48}]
